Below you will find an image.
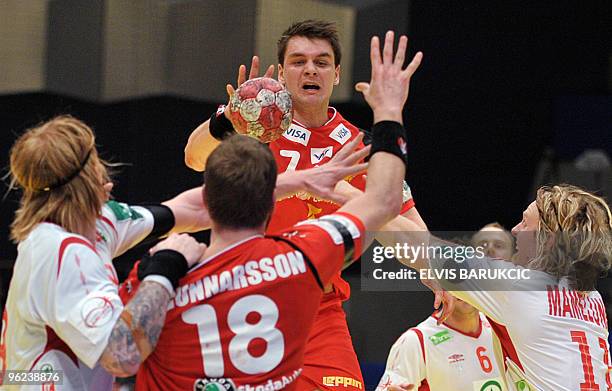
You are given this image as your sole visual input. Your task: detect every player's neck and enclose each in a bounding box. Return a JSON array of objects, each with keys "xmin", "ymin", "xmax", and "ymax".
[
  {"xmin": 293, "ymin": 103, "xmax": 330, "ymax": 128},
  {"xmin": 443, "ymin": 311, "xmax": 481, "ymax": 336},
  {"xmin": 207, "ymin": 225, "xmax": 264, "ymax": 257}
]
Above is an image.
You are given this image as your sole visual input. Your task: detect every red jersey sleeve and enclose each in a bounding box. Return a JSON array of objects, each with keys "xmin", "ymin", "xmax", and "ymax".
[
  {"xmin": 118, "ymin": 260, "xmax": 141, "ymax": 304},
  {"xmin": 273, "ymin": 212, "xmax": 365, "ymax": 287}
]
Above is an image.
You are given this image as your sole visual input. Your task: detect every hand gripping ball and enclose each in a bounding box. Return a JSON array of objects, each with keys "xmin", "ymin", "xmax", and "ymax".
[{"xmin": 228, "ymin": 77, "xmax": 293, "ymax": 143}]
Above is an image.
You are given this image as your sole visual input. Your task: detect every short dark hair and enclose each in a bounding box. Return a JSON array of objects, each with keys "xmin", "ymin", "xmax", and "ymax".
[
  {"xmin": 204, "ymin": 135, "xmax": 277, "ymax": 229},
  {"xmin": 277, "ymin": 19, "xmax": 342, "ymax": 66}
]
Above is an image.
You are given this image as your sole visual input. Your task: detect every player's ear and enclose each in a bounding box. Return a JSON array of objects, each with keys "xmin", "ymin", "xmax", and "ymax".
[
  {"xmin": 334, "ymin": 64, "xmax": 340, "ymax": 86},
  {"xmin": 278, "ymin": 64, "xmax": 285, "ymax": 85}
]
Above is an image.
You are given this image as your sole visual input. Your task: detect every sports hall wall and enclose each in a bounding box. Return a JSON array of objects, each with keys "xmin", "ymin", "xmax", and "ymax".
[{"xmin": 1, "ymin": 0, "xmax": 610, "ymax": 383}]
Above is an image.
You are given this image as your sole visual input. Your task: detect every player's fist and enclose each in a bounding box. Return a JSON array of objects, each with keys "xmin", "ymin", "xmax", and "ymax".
[{"xmin": 150, "ymin": 233, "xmax": 207, "ymax": 268}]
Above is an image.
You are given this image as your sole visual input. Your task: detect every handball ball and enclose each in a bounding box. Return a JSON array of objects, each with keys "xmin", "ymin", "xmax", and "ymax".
[{"xmin": 228, "ymin": 77, "xmax": 293, "ymax": 143}]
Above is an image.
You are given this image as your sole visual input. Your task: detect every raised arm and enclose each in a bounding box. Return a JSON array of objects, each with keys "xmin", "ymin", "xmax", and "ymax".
[
  {"xmin": 184, "ymin": 120, "xmax": 220, "ymax": 171},
  {"xmin": 339, "ymin": 31, "xmax": 423, "ymax": 248}
]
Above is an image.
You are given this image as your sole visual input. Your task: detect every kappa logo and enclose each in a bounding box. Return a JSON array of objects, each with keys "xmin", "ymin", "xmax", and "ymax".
[
  {"xmin": 283, "ymin": 124, "xmax": 311, "ymax": 146},
  {"xmin": 329, "ymin": 124, "xmax": 351, "ymax": 145},
  {"xmin": 311, "ymin": 146, "xmax": 333, "ymax": 164}
]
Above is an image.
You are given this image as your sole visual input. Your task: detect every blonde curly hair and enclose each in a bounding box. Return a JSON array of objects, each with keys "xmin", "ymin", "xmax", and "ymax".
[
  {"xmin": 529, "ymin": 184, "xmax": 612, "ymax": 290},
  {"xmin": 9, "ymin": 115, "xmax": 111, "ymax": 242}
]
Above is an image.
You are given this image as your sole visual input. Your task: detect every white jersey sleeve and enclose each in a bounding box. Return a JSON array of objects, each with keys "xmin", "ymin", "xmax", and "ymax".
[
  {"xmin": 38, "ymin": 240, "xmax": 123, "ymax": 369},
  {"xmin": 99, "ymin": 200, "xmax": 156, "ymax": 257},
  {"xmin": 431, "ymin": 254, "xmax": 520, "ymax": 324},
  {"xmin": 376, "ymin": 329, "xmax": 426, "ymax": 390}
]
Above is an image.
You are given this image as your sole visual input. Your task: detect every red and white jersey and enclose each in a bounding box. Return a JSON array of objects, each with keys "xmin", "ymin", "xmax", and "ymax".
[
  {"xmin": 441, "ymin": 259, "xmax": 611, "ymax": 390},
  {"xmin": 268, "ymin": 108, "xmax": 414, "ymax": 301},
  {"xmin": 268, "ymin": 108, "xmax": 367, "ymax": 231},
  {"xmin": 1, "ymin": 201, "xmax": 155, "ymax": 390},
  {"xmin": 135, "ymin": 212, "xmax": 365, "ymax": 391},
  {"xmin": 377, "ymin": 314, "xmax": 504, "ymax": 391}
]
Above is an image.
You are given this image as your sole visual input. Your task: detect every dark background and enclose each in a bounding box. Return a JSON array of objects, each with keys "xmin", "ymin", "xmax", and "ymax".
[{"xmin": 1, "ymin": 1, "xmax": 610, "ymax": 387}]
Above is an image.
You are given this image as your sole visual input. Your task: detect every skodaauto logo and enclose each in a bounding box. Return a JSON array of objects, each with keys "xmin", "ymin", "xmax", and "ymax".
[{"xmin": 194, "ymin": 378, "xmax": 236, "ymax": 391}]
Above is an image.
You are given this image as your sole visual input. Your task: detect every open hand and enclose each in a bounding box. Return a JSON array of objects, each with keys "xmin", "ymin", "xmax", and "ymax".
[
  {"xmin": 302, "ymin": 133, "xmax": 369, "ymax": 203},
  {"xmin": 355, "ymin": 31, "xmax": 422, "ymax": 124}
]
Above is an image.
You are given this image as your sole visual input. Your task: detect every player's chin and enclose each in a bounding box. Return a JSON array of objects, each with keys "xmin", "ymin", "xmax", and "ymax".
[{"xmin": 296, "ymin": 92, "xmax": 325, "ymax": 106}]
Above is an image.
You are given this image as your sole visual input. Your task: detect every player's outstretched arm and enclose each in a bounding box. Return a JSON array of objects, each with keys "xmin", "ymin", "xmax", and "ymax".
[
  {"xmin": 184, "ymin": 120, "xmax": 221, "ymax": 171},
  {"xmin": 336, "ymin": 180, "xmax": 456, "ymax": 321},
  {"xmin": 184, "ymin": 56, "xmax": 274, "ymax": 171},
  {"xmin": 339, "ymin": 31, "xmax": 422, "ymax": 248},
  {"xmin": 163, "ymin": 187, "xmax": 211, "ymax": 234},
  {"xmin": 170, "ymin": 133, "xmax": 369, "ymax": 235},
  {"xmin": 99, "ymin": 234, "xmax": 206, "ymax": 376}
]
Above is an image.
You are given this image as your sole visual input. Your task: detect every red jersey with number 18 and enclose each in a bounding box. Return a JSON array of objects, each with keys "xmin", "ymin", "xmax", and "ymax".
[{"xmin": 135, "ymin": 212, "xmax": 364, "ymax": 391}]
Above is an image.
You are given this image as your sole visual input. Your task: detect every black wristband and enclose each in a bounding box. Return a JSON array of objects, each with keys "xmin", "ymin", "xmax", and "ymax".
[
  {"xmin": 139, "ymin": 204, "xmax": 175, "ymax": 242},
  {"xmin": 369, "ymin": 120, "xmax": 408, "ymax": 162},
  {"xmin": 137, "ymin": 249, "xmax": 189, "ymax": 289},
  {"xmin": 209, "ymin": 106, "xmax": 235, "ymax": 140}
]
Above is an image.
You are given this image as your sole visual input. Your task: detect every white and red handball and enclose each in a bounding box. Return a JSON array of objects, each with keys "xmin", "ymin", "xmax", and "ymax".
[{"xmin": 228, "ymin": 77, "xmax": 293, "ymax": 143}]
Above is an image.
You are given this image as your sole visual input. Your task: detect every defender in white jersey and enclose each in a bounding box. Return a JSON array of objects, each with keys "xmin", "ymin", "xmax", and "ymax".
[
  {"xmin": 3, "ymin": 202, "xmax": 160, "ymax": 390},
  {"xmin": 378, "ymin": 226, "xmax": 514, "ymax": 391},
  {"xmin": 377, "ymin": 309, "xmax": 504, "ymax": 391},
  {"xmin": 1, "ymin": 116, "xmax": 212, "ymax": 390},
  {"xmin": 397, "ymin": 185, "xmax": 612, "ymax": 390}
]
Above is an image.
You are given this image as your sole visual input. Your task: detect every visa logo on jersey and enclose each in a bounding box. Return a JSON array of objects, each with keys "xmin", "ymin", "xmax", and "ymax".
[
  {"xmin": 283, "ymin": 124, "xmax": 311, "ymax": 146},
  {"xmin": 311, "ymin": 146, "xmax": 333, "ymax": 164},
  {"xmin": 329, "ymin": 124, "xmax": 351, "ymax": 145}
]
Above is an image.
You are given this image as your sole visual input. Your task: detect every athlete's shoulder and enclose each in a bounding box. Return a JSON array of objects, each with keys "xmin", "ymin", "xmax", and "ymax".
[
  {"xmin": 185, "ymin": 236, "xmax": 287, "ymax": 277},
  {"xmin": 389, "ymin": 327, "xmax": 427, "ymax": 362},
  {"xmin": 24, "ymin": 223, "xmax": 94, "ymax": 257},
  {"xmin": 24, "ymin": 222, "xmax": 63, "ymax": 245}
]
